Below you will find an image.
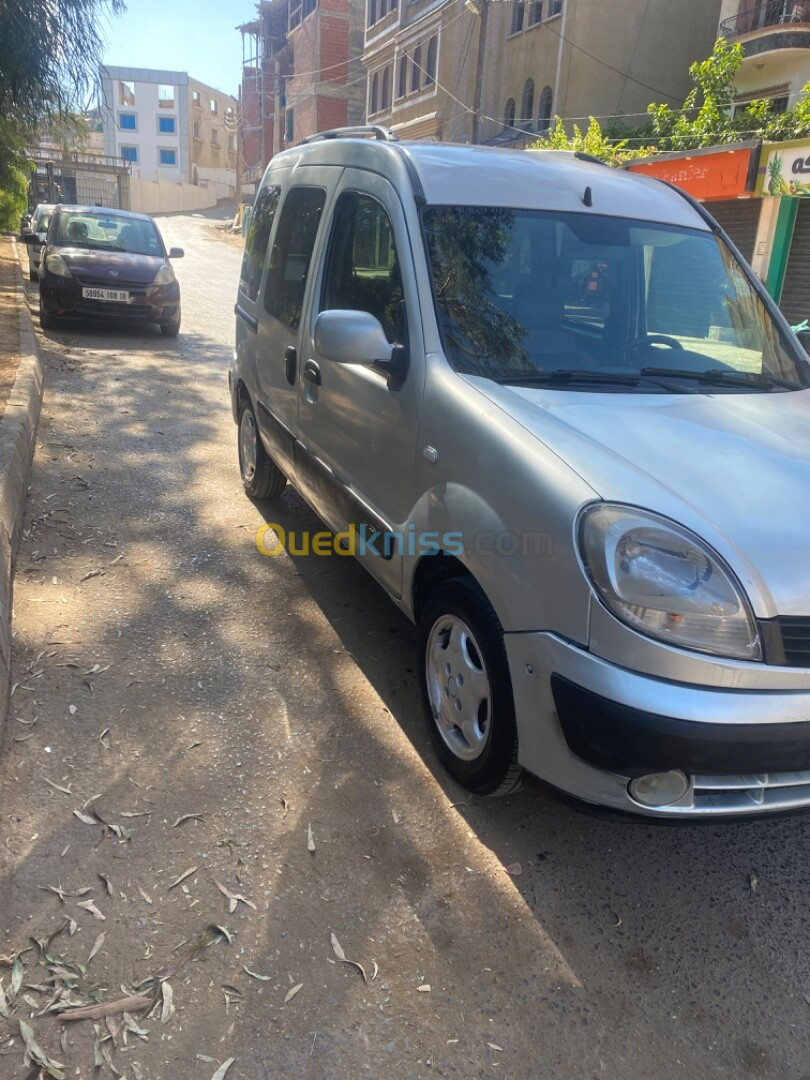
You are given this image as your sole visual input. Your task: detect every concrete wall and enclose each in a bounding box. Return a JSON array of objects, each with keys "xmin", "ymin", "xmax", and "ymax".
[{"xmin": 129, "ymin": 175, "xmax": 219, "ymax": 214}]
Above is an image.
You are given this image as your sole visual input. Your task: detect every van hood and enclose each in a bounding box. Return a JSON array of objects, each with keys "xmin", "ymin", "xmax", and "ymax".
[{"xmin": 468, "ymin": 378, "xmax": 810, "ymax": 618}]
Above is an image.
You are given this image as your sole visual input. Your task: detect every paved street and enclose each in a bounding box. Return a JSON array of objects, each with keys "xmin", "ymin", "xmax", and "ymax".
[{"xmin": 1, "ymin": 209, "xmax": 809, "ymax": 1080}]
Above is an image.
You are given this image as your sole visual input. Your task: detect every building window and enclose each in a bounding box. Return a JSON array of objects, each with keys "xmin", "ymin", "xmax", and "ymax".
[
  {"xmin": 368, "ymin": 0, "xmax": 376, "ymax": 25},
  {"xmin": 548, "ymin": 0, "xmax": 561, "ymax": 13},
  {"xmin": 528, "ymin": 0, "xmax": 542, "ymax": 25},
  {"xmin": 158, "ymin": 84, "xmax": 175, "ymax": 109},
  {"xmin": 425, "ymin": 36, "xmax": 437, "ymax": 86},
  {"xmin": 285, "ymin": 107, "xmax": 294, "ymax": 143},
  {"xmin": 159, "ymin": 148, "xmax": 177, "ymax": 166},
  {"xmin": 120, "ymin": 145, "xmax": 138, "ymax": 163},
  {"xmin": 158, "ymin": 116, "xmax": 176, "ymax": 134},
  {"xmin": 411, "ymin": 45, "xmax": 421, "ymax": 91},
  {"xmin": 192, "ymin": 90, "xmax": 201, "ymax": 107},
  {"xmin": 211, "ymin": 127, "xmax": 220, "ymax": 147},
  {"xmin": 369, "ymin": 72, "xmax": 379, "ymax": 114},
  {"xmin": 119, "ymin": 80, "xmax": 135, "ymax": 106},
  {"xmin": 510, "ymin": 1, "xmax": 525, "ymax": 33},
  {"xmin": 210, "ymin": 98, "xmax": 218, "ymax": 114},
  {"xmin": 397, "ymin": 55, "xmax": 407, "ymax": 98},
  {"xmin": 193, "ymin": 120, "xmax": 201, "ymax": 139},
  {"xmin": 520, "ymin": 79, "xmax": 535, "ymax": 127},
  {"xmin": 381, "ymin": 67, "xmax": 391, "ymax": 110},
  {"xmin": 538, "ymin": 85, "xmax": 553, "ymax": 131},
  {"xmin": 504, "ymin": 98, "xmax": 516, "ymax": 128},
  {"xmin": 119, "ymin": 112, "xmax": 137, "ymax": 131}
]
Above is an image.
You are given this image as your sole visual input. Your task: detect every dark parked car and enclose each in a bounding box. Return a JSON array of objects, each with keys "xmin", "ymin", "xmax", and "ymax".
[
  {"xmin": 25, "ymin": 204, "xmax": 56, "ymax": 282},
  {"xmin": 30, "ymin": 205, "xmax": 183, "ymax": 336}
]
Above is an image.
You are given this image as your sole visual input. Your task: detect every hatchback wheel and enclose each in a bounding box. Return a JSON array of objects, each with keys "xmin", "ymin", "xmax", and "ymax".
[
  {"xmin": 238, "ymin": 398, "xmax": 286, "ymax": 500},
  {"xmin": 39, "ymin": 297, "xmax": 58, "ymax": 331},
  {"xmin": 417, "ymin": 577, "xmax": 521, "ymax": 796}
]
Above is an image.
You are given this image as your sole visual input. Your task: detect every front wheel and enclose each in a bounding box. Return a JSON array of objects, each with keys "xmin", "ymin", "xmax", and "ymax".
[
  {"xmin": 39, "ymin": 297, "xmax": 58, "ymax": 330},
  {"xmin": 160, "ymin": 314, "xmax": 181, "ymax": 337},
  {"xmin": 417, "ymin": 577, "xmax": 521, "ymax": 796},
  {"xmin": 238, "ymin": 398, "xmax": 286, "ymax": 500}
]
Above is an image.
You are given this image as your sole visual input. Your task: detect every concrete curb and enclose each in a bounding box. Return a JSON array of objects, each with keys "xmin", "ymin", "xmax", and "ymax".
[{"xmin": 0, "ymin": 241, "xmax": 44, "ymax": 739}]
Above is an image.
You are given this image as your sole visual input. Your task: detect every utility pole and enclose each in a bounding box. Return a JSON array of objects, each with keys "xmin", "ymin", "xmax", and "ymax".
[{"xmin": 470, "ymin": 0, "xmax": 490, "ymax": 145}]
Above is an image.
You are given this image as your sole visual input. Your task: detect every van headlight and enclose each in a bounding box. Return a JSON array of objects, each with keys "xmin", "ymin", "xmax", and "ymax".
[
  {"xmin": 153, "ymin": 263, "xmax": 175, "ymax": 286},
  {"xmin": 579, "ymin": 504, "xmax": 761, "ymax": 661}
]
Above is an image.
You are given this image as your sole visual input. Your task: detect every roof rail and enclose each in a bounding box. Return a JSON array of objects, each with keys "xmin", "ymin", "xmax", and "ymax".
[
  {"xmin": 573, "ymin": 151, "xmax": 610, "ymax": 167},
  {"xmin": 301, "ymin": 125, "xmax": 398, "ymax": 145}
]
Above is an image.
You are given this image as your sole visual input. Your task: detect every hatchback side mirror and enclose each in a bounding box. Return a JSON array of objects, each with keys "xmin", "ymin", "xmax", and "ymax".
[
  {"xmin": 22, "ymin": 233, "xmax": 39, "ymax": 246},
  {"xmin": 168, "ymin": 247, "xmax": 184, "ymax": 259},
  {"xmin": 314, "ymin": 309, "xmax": 408, "ymax": 389},
  {"xmin": 796, "ymin": 329, "xmax": 810, "ymax": 357}
]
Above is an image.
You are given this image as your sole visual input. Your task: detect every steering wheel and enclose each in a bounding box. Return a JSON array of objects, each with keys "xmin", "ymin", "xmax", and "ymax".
[{"xmin": 618, "ymin": 334, "xmax": 684, "ymax": 357}]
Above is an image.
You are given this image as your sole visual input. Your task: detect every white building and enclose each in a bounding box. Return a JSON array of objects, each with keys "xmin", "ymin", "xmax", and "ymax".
[{"xmin": 99, "ymin": 66, "xmax": 238, "ymax": 201}]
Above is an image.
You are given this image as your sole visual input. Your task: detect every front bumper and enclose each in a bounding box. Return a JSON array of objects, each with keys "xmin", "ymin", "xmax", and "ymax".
[
  {"xmin": 505, "ymin": 632, "xmax": 810, "ymax": 818},
  {"xmin": 40, "ymin": 275, "xmax": 180, "ymax": 323}
]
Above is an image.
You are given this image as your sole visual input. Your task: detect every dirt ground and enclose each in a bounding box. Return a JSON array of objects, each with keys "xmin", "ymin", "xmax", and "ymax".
[
  {"xmin": 1, "ymin": 213, "xmax": 809, "ymax": 1080},
  {"xmin": 0, "ymin": 237, "xmax": 22, "ymax": 415}
]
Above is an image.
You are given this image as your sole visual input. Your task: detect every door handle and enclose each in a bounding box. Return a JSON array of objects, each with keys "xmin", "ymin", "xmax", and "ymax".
[
  {"xmin": 303, "ymin": 359, "xmax": 321, "ymax": 386},
  {"xmin": 285, "ymin": 345, "xmax": 297, "ymax": 386}
]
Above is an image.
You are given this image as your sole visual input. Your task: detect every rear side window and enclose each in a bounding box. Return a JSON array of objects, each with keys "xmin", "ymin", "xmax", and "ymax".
[
  {"xmin": 264, "ymin": 186, "xmax": 325, "ymax": 331},
  {"xmin": 240, "ymin": 185, "xmax": 281, "ymax": 302},
  {"xmin": 322, "ymin": 192, "xmax": 403, "ymax": 343}
]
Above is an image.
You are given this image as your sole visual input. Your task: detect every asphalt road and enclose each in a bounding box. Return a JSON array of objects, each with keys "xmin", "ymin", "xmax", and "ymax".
[{"xmin": 1, "ymin": 209, "xmax": 809, "ymax": 1080}]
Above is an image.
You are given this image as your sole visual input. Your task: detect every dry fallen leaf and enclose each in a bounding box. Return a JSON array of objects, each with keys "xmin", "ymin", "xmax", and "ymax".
[
  {"xmin": 211, "ymin": 1058, "xmax": 235, "ymax": 1080},
  {"xmin": 330, "ymin": 933, "xmax": 367, "ymax": 983},
  {"xmin": 307, "ymin": 822, "xmax": 315, "ymax": 852},
  {"xmin": 73, "ymin": 809, "xmax": 98, "ymax": 826},
  {"xmin": 214, "ymin": 880, "xmax": 256, "ymax": 913},
  {"xmin": 136, "ymin": 884, "xmax": 153, "ymax": 905},
  {"xmin": 77, "ymin": 899, "xmax": 106, "ymax": 921},
  {"xmin": 99, "ymin": 873, "xmax": 113, "ymax": 896},
  {"xmin": 417, "ymin": 984, "xmax": 431, "ymax": 993},
  {"xmin": 43, "ymin": 777, "xmax": 72, "ymax": 795},
  {"xmin": 284, "ymin": 983, "xmax": 303, "ymax": 1004},
  {"xmin": 243, "ymin": 966, "xmax": 272, "ymax": 982},
  {"xmin": 168, "ymin": 866, "xmax": 198, "ymax": 890},
  {"xmin": 20, "ymin": 1018, "xmax": 65, "ymax": 1077},
  {"xmin": 172, "ymin": 813, "xmax": 204, "ymax": 828},
  {"xmin": 88, "ymin": 933, "xmax": 106, "ymax": 964},
  {"xmin": 160, "ymin": 981, "xmax": 175, "ymax": 1025},
  {"xmin": 488, "ymin": 1042, "xmax": 504, "ymax": 1052},
  {"xmin": 504, "ymin": 862, "xmax": 523, "ymax": 876}
]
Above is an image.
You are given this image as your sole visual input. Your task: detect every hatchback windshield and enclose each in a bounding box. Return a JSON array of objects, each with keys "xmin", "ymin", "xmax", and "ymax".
[
  {"xmin": 55, "ymin": 210, "xmax": 163, "ymax": 257},
  {"xmin": 423, "ymin": 207, "xmax": 809, "ymax": 391}
]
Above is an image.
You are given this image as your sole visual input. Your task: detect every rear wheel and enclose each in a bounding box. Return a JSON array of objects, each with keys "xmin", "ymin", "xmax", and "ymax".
[
  {"xmin": 238, "ymin": 397, "xmax": 286, "ymax": 500},
  {"xmin": 417, "ymin": 577, "xmax": 521, "ymax": 796}
]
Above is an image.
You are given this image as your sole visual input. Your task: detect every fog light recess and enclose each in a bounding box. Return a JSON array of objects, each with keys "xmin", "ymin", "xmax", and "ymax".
[{"xmin": 628, "ymin": 770, "xmax": 690, "ymax": 808}]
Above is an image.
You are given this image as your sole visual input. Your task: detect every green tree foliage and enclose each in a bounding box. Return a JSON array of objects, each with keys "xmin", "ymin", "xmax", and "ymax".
[
  {"xmin": 0, "ymin": 0, "xmax": 123, "ymax": 211},
  {"xmin": 531, "ymin": 116, "xmax": 656, "ymax": 165},
  {"xmin": 530, "ymin": 38, "xmax": 810, "ymax": 166}
]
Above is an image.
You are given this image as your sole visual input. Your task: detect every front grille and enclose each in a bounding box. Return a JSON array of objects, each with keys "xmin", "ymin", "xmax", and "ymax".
[
  {"xmin": 77, "ymin": 300, "xmax": 151, "ymax": 317},
  {"xmin": 776, "ymin": 617, "xmax": 810, "ymax": 667},
  {"xmin": 74, "ymin": 275, "xmax": 150, "ymax": 291},
  {"xmin": 689, "ymin": 771, "xmax": 810, "ymax": 814}
]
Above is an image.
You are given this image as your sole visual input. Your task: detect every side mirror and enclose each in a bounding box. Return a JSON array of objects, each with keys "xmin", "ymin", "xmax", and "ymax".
[
  {"xmin": 796, "ymin": 329, "xmax": 810, "ymax": 357},
  {"xmin": 22, "ymin": 233, "xmax": 39, "ymax": 246},
  {"xmin": 168, "ymin": 247, "xmax": 184, "ymax": 259},
  {"xmin": 314, "ymin": 309, "xmax": 408, "ymax": 389}
]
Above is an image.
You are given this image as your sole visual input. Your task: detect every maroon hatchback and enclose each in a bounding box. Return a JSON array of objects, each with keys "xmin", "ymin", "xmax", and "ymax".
[{"xmin": 32, "ymin": 205, "xmax": 183, "ymax": 336}]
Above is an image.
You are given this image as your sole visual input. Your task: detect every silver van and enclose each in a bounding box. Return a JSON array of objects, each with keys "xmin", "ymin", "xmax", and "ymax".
[{"xmin": 230, "ymin": 127, "xmax": 810, "ymax": 819}]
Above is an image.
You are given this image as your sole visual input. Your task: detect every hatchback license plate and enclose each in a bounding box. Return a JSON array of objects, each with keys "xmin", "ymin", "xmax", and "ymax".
[{"xmin": 81, "ymin": 287, "xmax": 131, "ymax": 302}]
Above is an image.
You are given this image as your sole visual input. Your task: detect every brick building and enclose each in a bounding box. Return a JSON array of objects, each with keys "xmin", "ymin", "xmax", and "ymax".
[{"xmin": 238, "ymin": 0, "xmax": 365, "ymax": 179}]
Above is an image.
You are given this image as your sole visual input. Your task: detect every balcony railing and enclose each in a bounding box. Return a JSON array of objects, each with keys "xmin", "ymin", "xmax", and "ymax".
[{"xmin": 720, "ymin": 0, "xmax": 808, "ymax": 38}]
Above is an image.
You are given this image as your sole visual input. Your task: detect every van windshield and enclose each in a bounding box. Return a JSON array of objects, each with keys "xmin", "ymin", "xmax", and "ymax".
[{"xmin": 422, "ymin": 206, "xmax": 809, "ymax": 392}]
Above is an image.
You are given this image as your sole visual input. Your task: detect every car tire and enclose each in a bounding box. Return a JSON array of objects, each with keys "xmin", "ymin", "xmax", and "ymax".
[
  {"xmin": 417, "ymin": 577, "xmax": 521, "ymax": 796},
  {"xmin": 39, "ymin": 297, "xmax": 58, "ymax": 330},
  {"xmin": 160, "ymin": 314, "xmax": 181, "ymax": 337},
  {"xmin": 29, "ymin": 269, "xmax": 38, "ymax": 283},
  {"xmin": 238, "ymin": 397, "xmax": 286, "ymax": 500}
]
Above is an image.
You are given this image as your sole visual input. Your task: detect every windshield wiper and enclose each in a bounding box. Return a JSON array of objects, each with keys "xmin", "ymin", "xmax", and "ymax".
[
  {"xmin": 641, "ymin": 366, "xmax": 793, "ymax": 390},
  {"xmin": 495, "ymin": 369, "xmax": 640, "ymax": 386}
]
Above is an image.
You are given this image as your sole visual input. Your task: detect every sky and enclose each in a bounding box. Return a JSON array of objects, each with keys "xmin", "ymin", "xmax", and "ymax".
[{"xmin": 100, "ymin": 0, "xmax": 254, "ymax": 99}]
